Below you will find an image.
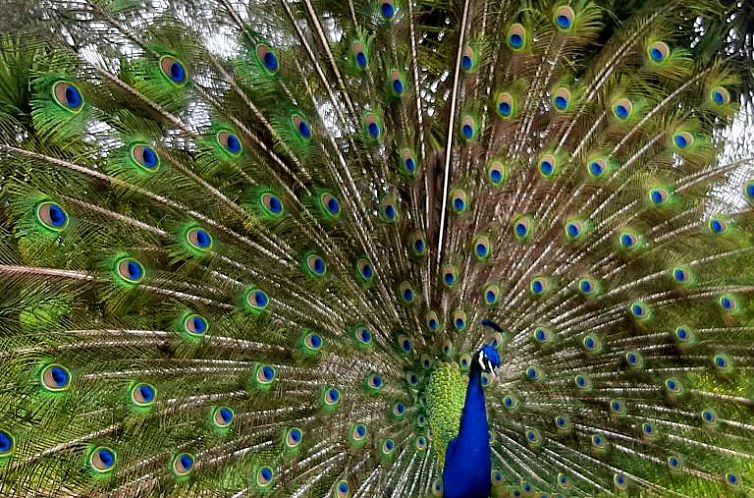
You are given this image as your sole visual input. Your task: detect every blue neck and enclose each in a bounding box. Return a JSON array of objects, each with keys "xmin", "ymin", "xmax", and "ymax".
[
  {"xmin": 459, "ymin": 361, "xmax": 488, "ymax": 444},
  {"xmin": 442, "ymin": 361, "xmax": 492, "ymax": 498}
]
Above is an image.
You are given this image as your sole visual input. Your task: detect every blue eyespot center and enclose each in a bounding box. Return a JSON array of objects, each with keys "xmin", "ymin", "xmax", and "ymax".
[
  {"xmin": 615, "ymin": 104, "xmax": 629, "ymax": 119},
  {"xmin": 127, "ymin": 261, "xmax": 143, "ymax": 280},
  {"xmin": 510, "ymin": 34, "xmax": 523, "ymax": 48},
  {"xmin": 139, "ymin": 385, "xmax": 155, "ymax": 402},
  {"xmin": 405, "ymin": 157, "xmax": 416, "ymax": 173},
  {"xmin": 381, "ymin": 2, "xmax": 395, "ymax": 19},
  {"xmin": 269, "ymin": 196, "xmax": 283, "ymax": 213},
  {"xmin": 226, "ymin": 134, "xmax": 241, "ymax": 154},
  {"xmin": 454, "ymin": 198, "xmax": 465, "ymax": 211},
  {"xmin": 557, "ymin": 15, "xmax": 571, "ymax": 29},
  {"xmin": 254, "ymin": 290, "xmax": 268, "ymax": 307},
  {"xmin": 0, "ymin": 432, "xmax": 12, "ymax": 453},
  {"xmin": 516, "ymin": 223, "xmax": 527, "ymax": 237},
  {"xmin": 392, "ymin": 79, "xmax": 404, "ymax": 95},
  {"xmin": 49, "ymin": 204, "xmax": 68, "ymax": 227},
  {"xmin": 263, "ymin": 51, "xmax": 278, "ymax": 71},
  {"xmin": 327, "ymin": 197, "xmax": 340, "ymax": 215},
  {"xmin": 356, "ymin": 52, "xmax": 368, "ymax": 68},
  {"xmin": 674, "ymin": 134, "xmax": 688, "ymax": 149},
  {"xmin": 462, "ymin": 124, "xmax": 474, "ymax": 139},
  {"xmin": 170, "ymin": 62, "xmax": 186, "ymax": 84},
  {"xmin": 51, "ymin": 366, "xmax": 70, "ymax": 387},
  {"xmin": 368, "ymin": 122, "xmax": 380, "ymax": 138},
  {"xmin": 490, "ymin": 169, "xmax": 503, "ymax": 183},
  {"xmin": 262, "ymin": 366, "xmax": 275, "ymax": 380},
  {"xmin": 462, "ymin": 55, "xmax": 473, "ymax": 71},
  {"xmin": 498, "ymin": 102, "xmax": 512, "ymax": 116},
  {"xmin": 310, "ymin": 334, "xmax": 322, "ymax": 348},
  {"xmin": 98, "ymin": 448, "xmax": 115, "ymax": 467},
  {"xmin": 298, "ymin": 121, "xmax": 312, "ymax": 139},
  {"xmin": 554, "ymin": 96, "xmax": 568, "ymax": 110},
  {"xmin": 65, "ymin": 85, "xmax": 83, "ymax": 109},
  {"xmin": 476, "ymin": 243, "xmax": 488, "ymax": 258},
  {"xmin": 650, "ymin": 48, "xmax": 664, "ymax": 62}
]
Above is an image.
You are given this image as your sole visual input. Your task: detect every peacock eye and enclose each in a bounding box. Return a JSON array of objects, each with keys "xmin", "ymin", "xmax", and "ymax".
[
  {"xmin": 52, "ymin": 81, "xmax": 84, "ymax": 112},
  {"xmin": 160, "ymin": 55, "xmax": 188, "ymax": 86}
]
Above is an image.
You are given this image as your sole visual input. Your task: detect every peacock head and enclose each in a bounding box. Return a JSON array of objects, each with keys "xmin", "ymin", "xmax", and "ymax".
[{"xmin": 476, "ymin": 345, "xmax": 502, "ymax": 375}]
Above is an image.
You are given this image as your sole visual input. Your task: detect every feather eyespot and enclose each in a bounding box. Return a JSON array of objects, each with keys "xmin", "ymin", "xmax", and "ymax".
[
  {"xmin": 182, "ymin": 313, "xmax": 209, "ymax": 338},
  {"xmin": 425, "ymin": 310, "xmax": 440, "ymax": 332},
  {"xmin": 583, "ymin": 334, "xmax": 601, "ymax": 353},
  {"xmin": 217, "ymin": 130, "xmax": 242, "ymax": 156},
  {"xmin": 586, "ymin": 157, "xmax": 609, "ymax": 179},
  {"xmin": 558, "ymin": 473, "xmax": 571, "ymax": 489},
  {"xmin": 408, "ymin": 230, "xmax": 428, "ymax": 258},
  {"xmin": 674, "ymin": 326, "xmax": 693, "ymax": 344},
  {"xmin": 710, "ymin": 86, "xmax": 731, "ymax": 106},
  {"xmin": 483, "ymin": 283, "xmax": 500, "ymax": 306},
  {"xmin": 381, "ymin": 438, "xmax": 396, "ymax": 457},
  {"xmin": 713, "ymin": 353, "xmax": 733, "ymax": 374},
  {"xmin": 553, "ymin": 6, "xmax": 575, "ymax": 31},
  {"xmin": 389, "ymin": 69, "xmax": 405, "ymax": 97},
  {"xmin": 364, "ymin": 372, "xmax": 384, "ymax": 395},
  {"xmin": 664, "ymin": 377, "xmax": 683, "ymax": 396},
  {"xmin": 354, "ymin": 257, "xmax": 374, "ymax": 284},
  {"xmin": 708, "ymin": 216, "xmax": 729, "ymax": 235},
  {"xmin": 353, "ymin": 325, "xmax": 373, "ymax": 349},
  {"xmin": 185, "ymin": 226, "xmax": 213, "ymax": 252},
  {"xmin": 591, "ymin": 434, "xmax": 607, "ymax": 450},
  {"xmin": 578, "ymin": 277, "xmax": 598, "ymax": 296},
  {"xmin": 379, "ymin": 0, "xmax": 397, "ymax": 21},
  {"xmin": 159, "ymin": 56, "xmax": 188, "ymax": 86},
  {"xmin": 52, "ymin": 81, "xmax": 84, "ymax": 112},
  {"xmin": 552, "ymin": 87, "xmax": 572, "ymax": 112},
  {"xmin": 398, "ymin": 334, "xmax": 414, "ymax": 354},
  {"xmin": 503, "ymin": 394, "xmax": 519, "ymax": 410},
  {"xmin": 648, "ymin": 41, "xmax": 670, "ymax": 63},
  {"xmin": 529, "ymin": 276, "xmax": 550, "ymax": 296},
  {"xmin": 555, "ymin": 414, "xmax": 571, "ymax": 432},
  {"xmin": 243, "ymin": 287, "xmax": 269, "ymax": 314},
  {"xmin": 0, "ymin": 430, "xmax": 15, "ymax": 458},
  {"xmin": 507, "ymin": 24, "xmax": 527, "ymax": 51},
  {"xmin": 460, "ymin": 115, "xmax": 478, "ymax": 141},
  {"xmin": 525, "ymin": 366, "xmax": 540, "ymax": 380},
  {"xmin": 212, "ymin": 406, "xmax": 234, "ymax": 429},
  {"xmin": 450, "ymin": 189, "xmax": 469, "ymax": 213},
  {"xmin": 115, "ymin": 257, "xmax": 145, "ymax": 285},
  {"xmin": 255, "ymin": 364, "xmax": 277, "ymax": 388},
  {"xmin": 171, "ymin": 453, "xmax": 194, "ymax": 477},
  {"xmin": 532, "ymin": 326, "xmax": 552, "ymax": 345},
  {"xmin": 538, "ymin": 154, "xmax": 558, "ymax": 178},
  {"xmin": 487, "ymin": 161, "xmax": 506, "ymax": 186},
  {"xmin": 350, "ymin": 423, "xmax": 368, "ymax": 444},
  {"xmin": 400, "ymin": 148, "xmax": 419, "ymax": 177},
  {"xmin": 363, "ymin": 112, "xmax": 383, "ymax": 141},
  {"xmin": 318, "ymin": 192, "xmax": 342, "ymax": 220},
  {"xmin": 255, "ymin": 44, "xmax": 280, "ymax": 74},
  {"xmin": 473, "ymin": 235, "xmax": 492, "ymax": 261},
  {"xmin": 625, "ymin": 350, "xmax": 644, "ymax": 369},
  {"xmin": 668, "ymin": 455, "xmax": 683, "ymax": 471},
  {"xmin": 398, "ymin": 282, "xmax": 416, "ymax": 304},
  {"xmin": 452, "ymin": 309, "xmax": 466, "ymax": 330},
  {"xmin": 259, "ymin": 191, "xmax": 285, "ymax": 218},
  {"xmin": 392, "ymin": 401, "xmax": 407, "ymax": 418},
  {"xmin": 380, "ymin": 195, "xmax": 399, "ymax": 222},
  {"xmin": 513, "ymin": 215, "xmax": 533, "ymax": 241},
  {"xmin": 574, "ymin": 373, "xmax": 591, "ymax": 390},
  {"xmin": 612, "ymin": 98, "xmax": 633, "ymax": 121},
  {"xmin": 351, "ymin": 41, "xmax": 369, "ymax": 70},
  {"xmin": 609, "ymin": 399, "xmax": 626, "ymax": 417},
  {"xmin": 41, "ymin": 364, "xmax": 71, "ymax": 392},
  {"xmin": 462, "ymin": 46, "xmax": 476, "ymax": 72},
  {"xmin": 744, "ymin": 179, "xmax": 754, "ymax": 203},
  {"xmin": 415, "ymin": 435, "xmax": 427, "ymax": 450},
  {"xmin": 333, "ymin": 480, "xmax": 350, "ymax": 498},
  {"xmin": 613, "ymin": 473, "xmax": 628, "ymax": 490},
  {"xmin": 301, "ymin": 330, "xmax": 324, "ymax": 355},
  {"xmin": 291, "ymin": 114, "xmax": 313, "ymax": 141},
  {"xmin": 285, "ymin": 427, "xmax": 303, "ymax": 449},
  {"xmin": 701, "ymin": 408, "xmax": 717, "ymax": 426},
  {"xmin": 130, "ymin": 143, "xmax": 161, "ymax": 172},
  {"xmin": 649, "ymin": 186, "xmax": 670, "ymax": 207},
  {"xmin": 525, "ymin": 428, "xmax": 541, "ymax": 447},
  {"xmin": 641, "ymin": 422, "xmax": 657, "ymax": 440},
  {"xmin": 89, "ymin": 447, "xmax": 116, "ymax": 474},
  {"xmin": 303, "ymin": 252, "xmax": 327, "ymax": 278},
  {"xmin": 36, "ymin": 201, "xmax": 69, "ymax": 232},
  {"xmin": 726, "ymin": 473, "xmax": 741, "ymax": 488},
  {"xmin": 496, "ymin": 92, "xmax": 515, "ymax": 118},
  {"xmin": 322, "ymin": 386, "xmax": 341, "ymax": 410},
  {"xmin": 256, "ymin": 466, "xmax": 274, "ymax": 489},
  {"xmin": 673, "ymin": 131, "xmax": 694, "ymax": 150},
  {"xmin": 441, "ymin": 264, "xmax": 459, "ymax": 288},
  {"xmin": 130, "ymin": 382, "xmax": 156, "ymax": 407}
]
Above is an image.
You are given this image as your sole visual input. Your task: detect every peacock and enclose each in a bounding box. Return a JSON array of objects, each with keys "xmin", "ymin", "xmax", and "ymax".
[{"xmin": 2, "ymin": 0, "xmax": 754, "ymax": 496}]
